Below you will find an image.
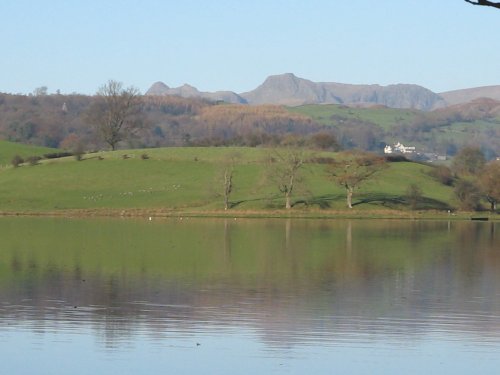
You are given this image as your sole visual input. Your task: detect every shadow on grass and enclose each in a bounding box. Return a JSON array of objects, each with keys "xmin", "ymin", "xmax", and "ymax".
[
  {"xmin": 229, "ymin": 197, "xmax": 270, "ymax": 209},
  {"xmin": 300, "ymin": 193, "xmax": 451, "ymax": 211},
  {"xmin": 229, "ymin": 193, "xmax": 452, "ymax": 211},
  {"xmin": 296, "ymin": 194, "xmax": 345, "ymax": 209},
  {"xmin": 352, "ymin": 193, "xmax": 452, "ymax": 211}
]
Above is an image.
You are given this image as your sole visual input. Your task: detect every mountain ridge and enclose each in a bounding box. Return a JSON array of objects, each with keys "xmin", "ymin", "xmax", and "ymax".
[
  {"xmin": 439, "ymin": 85, "xmax": 500, "ymax": 106},
  {"xmin": 146, "ymin": 73, "xmax": 500, "ymax": 111},
  {"xmin": 147, "ymin": 81, "xmax": 247, "ymax": 104}
]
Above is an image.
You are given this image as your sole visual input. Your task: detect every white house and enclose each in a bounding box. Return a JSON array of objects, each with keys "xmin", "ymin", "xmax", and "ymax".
[{"xmin": 384, "ymin": 141, "xmax": 416, "ymax": 154}]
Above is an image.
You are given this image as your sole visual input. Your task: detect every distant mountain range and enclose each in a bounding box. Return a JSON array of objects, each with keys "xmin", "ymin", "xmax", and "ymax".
[{"xmin": 146, "ymin": 73, "xmax": 500, "ymax": 111}]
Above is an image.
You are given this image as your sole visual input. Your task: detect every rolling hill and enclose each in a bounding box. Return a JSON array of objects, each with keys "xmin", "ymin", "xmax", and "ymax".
[
  {"xmin": 290, "ymin": 98, "xmax": 500, "ymax": 157},
  {"xmin": 439, "ymin": 86, "xmax": 500, "ymax": 106},
  {"xmin": 0, "ymin": 140, "xmax": 59, "ymax": 166},
  {"xmin": 0, "ymin": 146, "xmax": 459, "ymax": 215}
]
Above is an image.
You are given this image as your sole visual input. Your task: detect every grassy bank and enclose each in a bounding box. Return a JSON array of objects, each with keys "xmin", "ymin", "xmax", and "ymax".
[
  {"xmin": 0, "ymin": 145, "xmax": 496, "ymax": 219},
  {"xmin": 0, "ymin": 140, "xmax": 58, "ymax": 166}
]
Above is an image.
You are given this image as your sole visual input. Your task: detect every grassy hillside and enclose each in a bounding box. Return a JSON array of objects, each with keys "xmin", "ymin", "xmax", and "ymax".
[
  {"xmin": 289, "ymin": 102, "xmax": 500, "ymax": 157},
  {"xmin": 0, "ymin": 146, "xmax": 463, "ymax": 216},
  {"xmin": 289, "ymin": 104, "xmax": 418, "ymax": 130},
  {"xmin": 0, "ymin": 140, "xmax": 59, "ymax": 166}
]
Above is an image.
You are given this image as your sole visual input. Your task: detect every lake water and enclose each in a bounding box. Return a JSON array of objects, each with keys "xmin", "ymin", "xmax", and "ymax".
[{"xmin": 0, "ymin": 217, "xmax": 499, "ymax": 374}]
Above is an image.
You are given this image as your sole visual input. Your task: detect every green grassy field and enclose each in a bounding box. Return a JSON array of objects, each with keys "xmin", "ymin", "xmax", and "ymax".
[
  {"xmin": 0, "ymin": 143, "xmax": 469, "ymax": 217},
  {"xmin": 289, "ymin": 104, "xmax": 418, "ymax": 130},
  {"xmin": 0, "ymin": 140, "xmax": 59, "ymax": 166}
]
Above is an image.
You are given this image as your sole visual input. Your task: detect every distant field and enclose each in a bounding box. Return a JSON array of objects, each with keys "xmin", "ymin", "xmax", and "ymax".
[
  {"xmin": 436, "ymin": 120, "xmax": 499, "ymax": 142},
  {"xmin": 0, "ymin": 145, "xmax": 464, "ymax": 215},
  {"xmin": 289, "ymin": 104, "xmax": 418, "ymax": 130},
  {"xmin": 289, "ymin": 104, "xmax": 500, "ymax": 158}
]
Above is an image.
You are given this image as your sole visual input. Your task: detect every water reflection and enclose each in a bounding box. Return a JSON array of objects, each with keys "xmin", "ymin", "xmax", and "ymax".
[{"xmin": 0, "ymin": 218, "xmax": 499, "ymax": 372}]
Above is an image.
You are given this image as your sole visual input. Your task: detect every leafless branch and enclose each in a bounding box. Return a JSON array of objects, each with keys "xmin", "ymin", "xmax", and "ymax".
[{"xmin": 465, "ymin": 0, "xmax": 500, "ymax": 9}]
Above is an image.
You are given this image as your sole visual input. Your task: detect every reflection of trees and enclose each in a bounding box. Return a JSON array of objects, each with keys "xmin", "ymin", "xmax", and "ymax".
[
  {"xmin": 490, "ymin": 221, "xmax": 496, "ymax": 243},
  {"xmin": 0, "ymin": 219, "xmax": 499, "ymax": 349},
  {"xmin": 223, "ymin": 219, "xmax": 232, "ymax": 263},
  {"xmin": 346, "ymin": 220, "xmax": 352, "ymax": 253},
  {"xmin": 285, "ymin": 218, "xmax": 291, "ymax": 250}
]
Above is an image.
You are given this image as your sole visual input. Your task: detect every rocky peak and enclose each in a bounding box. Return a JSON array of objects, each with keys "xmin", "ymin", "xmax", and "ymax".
[
  {"xmin": 146, "ymin": 74, "xmax": 500, "ymax": 110},
  {"xmin": 241, "ymin": 73, "xmax": 327, "ymax": 105},
  {"xmin": 176, "ymin": 84, "xmax": 200, "ymax": 97},
  {"xmin": 146, "ymin": 81, "xmax": 170, "ymax": 95}
]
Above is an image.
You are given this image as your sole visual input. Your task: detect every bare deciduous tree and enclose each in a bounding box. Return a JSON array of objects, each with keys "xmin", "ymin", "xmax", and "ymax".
[
  {"xmin": 479, "ymin": 160, "xmax": 500, "ymax": 211},
  {"xmin": 223, "ymin": 167, "xmax": 233, "ymax": 210},
  {"xmin": 220, "ymin": 152, "xmax": 241, "ymax": 210},
  {"xmin": 328, "ymin": 152, "xmax": 386, "ymax": 209},
  {"xmin": 405, "ymin": 183, "xmax": 423, "ymax": 210},
  {"xmin": 452, "ymin": 146, "xmax": 486, "ymax": 176},
  {"xmin": 88, "ymin": 80, "xmax": 144, "ymax": 150},
  {"xmin": 33, "ymin": 86, "xmax": 48, "ymax": 96},
  {"xmin": 465, "ymin": 0, "xmax": 500, "ymax": 9},
  {"xmin": 454, "ymin": 180, "xmax": 482, "ymax": 211},
  {"xmin": 268, "ymin": 148, "xmax": 306, "ymax": 209}
]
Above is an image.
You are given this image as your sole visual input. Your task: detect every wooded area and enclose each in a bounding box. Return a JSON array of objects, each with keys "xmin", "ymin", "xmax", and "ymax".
[{"xmin": 1, "ymin": 91, "xmax": 499, "ymax": 159}]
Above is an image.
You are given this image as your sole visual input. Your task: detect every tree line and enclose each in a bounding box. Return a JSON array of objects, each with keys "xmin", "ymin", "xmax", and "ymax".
[
  {"xmin": 0, "ymin": 81, "xmax": 337, "ymax": 151},
  {"xmin": 2, "ymin": 80, "xmax": 499, "ymax": 161}
]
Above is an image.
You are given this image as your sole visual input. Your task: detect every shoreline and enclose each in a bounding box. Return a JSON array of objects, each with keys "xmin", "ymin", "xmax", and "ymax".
[{"xmin": 0, "ymin": 208, "xmax": 498, "ymax": 221}]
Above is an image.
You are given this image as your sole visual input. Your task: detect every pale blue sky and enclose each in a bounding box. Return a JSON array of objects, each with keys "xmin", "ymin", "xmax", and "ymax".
[{"xmin": 1, "ymin": 0, "xmax": 499, "ymax": 95}]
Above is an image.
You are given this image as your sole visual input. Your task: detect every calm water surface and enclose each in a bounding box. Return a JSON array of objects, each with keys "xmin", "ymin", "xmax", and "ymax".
[{"xmin": 0, "ymin": 217, "xmax": 499, "ymax": 374}]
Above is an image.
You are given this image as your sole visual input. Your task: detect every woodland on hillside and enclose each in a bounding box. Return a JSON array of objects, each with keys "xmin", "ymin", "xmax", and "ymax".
[
  {"xmin": 0, "ymin": 92, "xmax": 499, "ymax": 159},
  {"xmin": 385, "ymin": 99, "xmax": 500, "ymax": 158}
]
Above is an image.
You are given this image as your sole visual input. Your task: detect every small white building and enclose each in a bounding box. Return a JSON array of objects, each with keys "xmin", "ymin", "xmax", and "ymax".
[{"xmin": 384, "ymin": 141, "xmax": 416, "ymax": 154}]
